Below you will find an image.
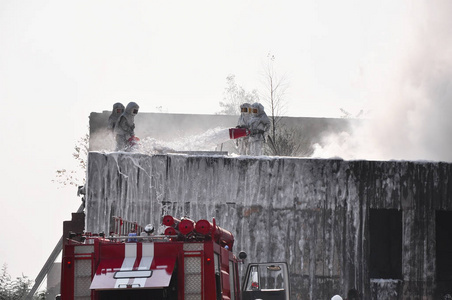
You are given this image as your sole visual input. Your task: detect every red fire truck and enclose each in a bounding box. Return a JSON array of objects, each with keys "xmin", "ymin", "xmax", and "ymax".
[{"xmin": 60, "ymin": 215, "xmax": 290, "ymax": 300}]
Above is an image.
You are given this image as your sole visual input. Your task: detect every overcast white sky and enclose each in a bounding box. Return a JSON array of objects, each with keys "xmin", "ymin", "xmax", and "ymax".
[{"xmin": 0, "ymin": 0, "xmax": 450, "ymax": 284}]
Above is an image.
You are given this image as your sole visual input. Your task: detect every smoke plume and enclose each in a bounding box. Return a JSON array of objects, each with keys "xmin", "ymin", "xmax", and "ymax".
[{"xmin": 313, "ymin": 1, "xmax": 452, "ymax": 162}]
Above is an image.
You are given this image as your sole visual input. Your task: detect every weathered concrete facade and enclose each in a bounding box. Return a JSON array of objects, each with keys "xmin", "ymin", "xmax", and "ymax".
[
  {"xmin": 85, "ymin": 152, "xmax": 452, "ymax": 299},
  {"xmin": 88, "ymin": 111, "xmax": 355, "ymax": 155}
]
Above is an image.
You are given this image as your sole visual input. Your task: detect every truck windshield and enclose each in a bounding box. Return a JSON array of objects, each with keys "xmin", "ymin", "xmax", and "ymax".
[{"xmin": 245, "ymin": 264, "xmax": 286, "ymax": 291}]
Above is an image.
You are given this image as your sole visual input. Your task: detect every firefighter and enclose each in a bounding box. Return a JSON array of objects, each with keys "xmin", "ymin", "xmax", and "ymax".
[
  {"xmin": 248, "ymin": 102, "xmax": 270, "ymax": 156},
  {"xmin": 108, "ymin": 102, "xmax": 125, "ymax": 132},
  {"xmin": 237, "ymin": 103, "xmax": 251, "ymax": 155},
  {"xmin": 114, "ymin": 101, "xmax": 139, "ymax": 151}
]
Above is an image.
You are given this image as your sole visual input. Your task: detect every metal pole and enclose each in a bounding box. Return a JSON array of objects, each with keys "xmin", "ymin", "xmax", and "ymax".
[{"xmin": 25, "ymin": 203, "xmax": 84, "ymax": 300}]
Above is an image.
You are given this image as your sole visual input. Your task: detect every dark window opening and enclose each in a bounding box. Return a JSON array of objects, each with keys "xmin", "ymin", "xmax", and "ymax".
[
  {"xmin": 369, "ymin": 209, "xmax": 402, "ymax": 279},
  {"xmin": 436, "ymin": 211, "xmax": 452, "ymax": 283}
]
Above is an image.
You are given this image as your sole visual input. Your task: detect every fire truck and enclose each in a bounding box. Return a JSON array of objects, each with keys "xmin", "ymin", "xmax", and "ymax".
[{"xmin": 60, "ymin": 215, "xmax": 290, "ymax": 300}]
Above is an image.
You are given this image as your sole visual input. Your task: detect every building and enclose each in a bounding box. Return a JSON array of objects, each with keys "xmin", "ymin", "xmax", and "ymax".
[{"xmin": 83, "ymin": 111, "xmax": 452, "ymax": 298}]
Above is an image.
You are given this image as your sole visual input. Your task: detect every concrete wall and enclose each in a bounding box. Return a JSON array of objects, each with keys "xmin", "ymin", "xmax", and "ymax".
[
  {"xmin": 88, "ymin": 111, "xmax": 355, "ymax": 155},
  {"xmin": 85, "ymin": 152, "xmax": 452, "ymax": 299}
]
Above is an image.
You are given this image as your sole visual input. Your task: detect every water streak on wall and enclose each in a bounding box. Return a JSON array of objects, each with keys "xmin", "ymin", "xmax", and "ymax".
[{"xmin": 85, "ymin": 152, "xmax": 452, "ymax": 299}]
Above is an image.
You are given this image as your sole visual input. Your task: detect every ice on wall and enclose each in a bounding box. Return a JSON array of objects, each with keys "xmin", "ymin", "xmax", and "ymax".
[{"xmin": 85, "ymin": 152, "xmax": 452, "ymax": 299}]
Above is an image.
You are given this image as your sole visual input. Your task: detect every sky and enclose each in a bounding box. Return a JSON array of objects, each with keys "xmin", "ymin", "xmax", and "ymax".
[{"xmin": 0, "ymin": 0, "xmax": 451, "ymax": 286}]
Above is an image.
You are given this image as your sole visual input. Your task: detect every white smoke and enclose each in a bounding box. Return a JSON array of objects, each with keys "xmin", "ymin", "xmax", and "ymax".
[
  {"xmin": 89, "ymin": 128, "xmax": 117, "ymax": 152},
  {"xmin": 138, "ymin": 127, "xmax": 232, "ymax": 154},
  {"xmin": 313, "ymin": 1, "xmax": 452, "ymax": 162}
]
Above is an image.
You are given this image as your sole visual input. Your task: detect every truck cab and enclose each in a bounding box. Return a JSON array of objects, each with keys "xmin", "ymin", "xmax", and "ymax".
[{"xmin": 242, "ymin": 262, "xmax": 290, "ymax": 300}]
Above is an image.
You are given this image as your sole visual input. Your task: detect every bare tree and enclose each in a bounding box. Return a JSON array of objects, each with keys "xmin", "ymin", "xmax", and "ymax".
[
  {"xmin": 217, "ymin": 74, "xmax": 259, "ymax": 115},
  {"xmin": 53, "ymin": 133, "xmax": 89, "ymax": 187},
  {"xmin": 260, "ymin": 54, "xmax": 291, "ymax": 155},
  {"xmin": 265, "ymin": 125, "xmax": 314, "ymax": 157},
  {"xmin": 340, "ymin": 108, "xmax": 366, "ymax": 118},
  {"xmin": 260, "ymin": 54, "xmax": 289, "ymax": 143},
  {"xmin": 218, "ymin": 58, "xmax": 309, "ymax": 157}
]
